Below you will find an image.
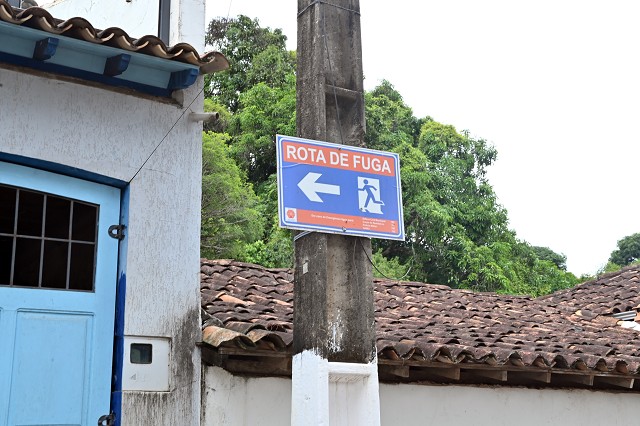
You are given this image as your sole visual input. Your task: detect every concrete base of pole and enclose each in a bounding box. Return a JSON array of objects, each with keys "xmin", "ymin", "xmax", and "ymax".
[{"xmin": 291, "ymin": 350, "xmax": 381, "ymax": 426}]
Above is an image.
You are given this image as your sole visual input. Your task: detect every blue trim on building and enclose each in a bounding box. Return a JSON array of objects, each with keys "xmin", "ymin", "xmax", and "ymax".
[
  {"xmin": 0, "ymin": 21, "xmax": 202, "ymax": 97},
  {"xmin": 0, "ymin": 50, "xmax": 173, "ymax": 97},
  {"xmin": 0, "ymin": 152, "xmax": 128, "ymax": 189},
  {"xmin": 104, "ymin": 54, "xmax": 132, "ymax": 77},
  {"xmin": 168, "ymin": 68, "xmax": 199, "ymax": 90},
  {"xmin": 111, "ymin": 186, "xmax": 129, "ymax": 426},
  {"xmin": 33, "ymin": 37, "xmax": 58, "ymax": 61}
]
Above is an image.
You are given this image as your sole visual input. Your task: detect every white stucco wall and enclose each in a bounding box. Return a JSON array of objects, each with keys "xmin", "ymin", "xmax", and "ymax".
[
  {"xmin": 41, "ymin": 0, "xmax": 206, "ymax": 51},
  {"xmin": 0, "ymin": 66, "xmax": 204, "ymax": 425},
  {"xmin": 41, "ymin": 0, "xmax": 161, "ymax": 39},
  {"xmin": 4, "ymin": 2, "xmax": 206, "ymax": 425},
  {"xmin": 379, "ymin": 383, "xmax": 640, "ymax": 425},
  {"xmin": 203, "ymin": 366, "xmax": 292, "ymax": 426},
  {"xmin": 171, "ymin": 0, "xmax": 206, "ymax": 51},
  {"xmin": 203, "ymin": 366, "xmax": 640, "ymax": 426}
]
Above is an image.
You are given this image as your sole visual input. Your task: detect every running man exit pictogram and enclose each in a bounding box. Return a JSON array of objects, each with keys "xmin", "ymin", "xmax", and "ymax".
[{"xmin": 358, "ymin": 177, "xmax": 384, "ymax": 214}]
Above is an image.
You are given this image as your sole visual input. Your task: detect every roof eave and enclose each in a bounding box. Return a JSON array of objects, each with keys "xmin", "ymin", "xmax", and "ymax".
[
  {"xmin": 201, "ymin": 344, "xmax": 640, "ymax": 392},
  {"xmin": 0, "ymin": 2, "xmax": 228, "ymax": 97}
]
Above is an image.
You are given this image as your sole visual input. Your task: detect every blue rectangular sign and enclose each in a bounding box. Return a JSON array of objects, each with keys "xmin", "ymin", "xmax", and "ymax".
[{"xmin": 276, "ymin": 135, "xmax": 405, "ymax": 240}]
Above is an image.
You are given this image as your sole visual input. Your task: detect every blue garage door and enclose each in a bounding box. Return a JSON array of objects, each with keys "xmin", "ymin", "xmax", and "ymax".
[{"xmin": 0, "ymin": 162, "xmax": 119, "ymax": 426}]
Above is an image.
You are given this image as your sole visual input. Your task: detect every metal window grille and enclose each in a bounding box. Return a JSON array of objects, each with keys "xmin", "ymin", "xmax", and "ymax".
[{"xmin": 0, "ymin": 184, "xmax": 98, "ymax": 291}]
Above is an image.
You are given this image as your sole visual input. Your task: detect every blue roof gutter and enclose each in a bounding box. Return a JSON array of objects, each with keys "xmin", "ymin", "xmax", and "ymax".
[{"xmin": 0, "ymin": 21, "xmax": 200, "ymax": 97}]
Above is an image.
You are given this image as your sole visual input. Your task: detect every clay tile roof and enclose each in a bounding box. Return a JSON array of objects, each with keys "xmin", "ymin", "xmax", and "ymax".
[
  {"xmin": 0, "ymin": 0, "xmax": 228, "ymax": 73},
  {"xmin": 538, "ymin": 264, "xmax": 640, "ymax": 315},
  {"xmin": 201, "ymin": 259, "xmax": 640, "ymax": 388}
]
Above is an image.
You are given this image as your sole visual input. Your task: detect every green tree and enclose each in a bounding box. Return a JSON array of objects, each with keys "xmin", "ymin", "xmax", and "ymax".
[
  {"xmin": 241, "ymin": 223, "xmax": 293, "ymax": 268},
  {"xmin": 402, "ymin": 120, "xmax": 509, "ymax": 289},
  {"xmin": 364, "ymin": 81, "xmax": 577, "ymax": 295},
  {"xmin": 201, "ymin": 132, "xmax": 264, "ymax": 259},
  {"xmin": 201, "ymin": 15, "xmax": 297, "ymax": 267},
  {"xmin": 203, "ymin": 98, "xmax": 232, "ymax": 133},
  {"xmin": 609, "ymin": 232, "xmax": 640, "ymax": 267},
  {"xmin": 229, "ymin": 75, "xmax": 296, "ymax": 183},
  {"xmin": 200, "ymin": 15, "xmax": 579, "ymax": 296},
  {"xmin": 238, "ymin": 175, "xmax": 294, "ymax": 268},
  {"xmin": 205, "ymin": 15, "xmax": 295, "ymax": 111},
  {"xmin": 364, "ymin": 80, "xmax": 423, "ymax": 151},
  {"xmin": 598, "ymin": 261, "xmax": 622, "ymax": 275},
  {"xmin": 531, "ymin": 246, "xmax": 567, "ymax": 270},
  {"xmin": 371, "ymin": 250, "xmax": 412, "ymax": 280}
]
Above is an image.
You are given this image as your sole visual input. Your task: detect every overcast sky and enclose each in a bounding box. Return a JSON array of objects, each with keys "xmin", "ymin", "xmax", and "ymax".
[{"xmin": 206, "ymin": 0, "xmax": 640, "ymax": 276}]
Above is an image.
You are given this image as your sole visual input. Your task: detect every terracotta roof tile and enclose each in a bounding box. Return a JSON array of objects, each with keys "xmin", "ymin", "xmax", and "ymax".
[
  {"xmin": 0, "ymin": 0, "xmax": 228, "ymax": 73},
  {"xmin": 201, "ymin": 259, "xmax": 640, "ymax": 385},
  {"xmin": 538, "ymin": 264, "xmax": 640, "ymax": 315}
]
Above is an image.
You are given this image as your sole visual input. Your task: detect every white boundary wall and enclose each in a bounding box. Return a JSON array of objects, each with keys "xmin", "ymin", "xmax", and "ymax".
[
  {"xmin": 204, "ymin": 366, "xmax": 640, "ymax": 426},
  {"xmin": 203, "ymin": 367, "xmax": 292, "ymax": 426}
]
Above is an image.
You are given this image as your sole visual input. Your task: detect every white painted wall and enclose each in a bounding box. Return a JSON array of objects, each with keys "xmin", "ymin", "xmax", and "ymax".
[
  {"xmin": 379, "ymin": 383, "xmax": 640, "ymax": 425},
  {"xmin": 0, "ymin": 65, "xmax": 204, "ymax": 425},
  {"xmin": 203, "ymin": 367, "xmax": 640, "ymax": 426},
  {"xmin": 291, "ymin": 351, "xmax": 329, "ymax": 425},
  {"xmin": 41, "ymin": 0, "xmax": 206, "ymax": 51},
  {"xmin": 2, "ymin": 0, "xmax": 207, "ymax": 421},
  {"xmin": 41, "ymin": 0, "xmax": 161, "ymax": 39},
  {"xmin": 203, "ymin": 366, "xmax": 292, "ymax": 426},
  {"xmin": 170, "ymin": 0, "xmax": 206, "ymax": 51}
]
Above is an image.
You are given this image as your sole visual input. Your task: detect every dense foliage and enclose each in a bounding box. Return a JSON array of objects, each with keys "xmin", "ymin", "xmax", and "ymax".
[
  {"xmin": 599, "ymin": 232, "xmax": 640, "ymax": 273},
  {"xmin": 205, "ymin": 15, "xmax": 295, "ymax": 111},
  {"xmin": 200, "ymin": 15, "xmax": 579, "ymax": 296},
  {"xmin": 531, "ymin": 246, "xmax": 568, "ymax": 271},
  {"xmin": 609, "ymin": 232, "xmax": 640, "ymax": 267},
  {"xmin": 201, "ymin": 131, "xmax": 264, "ymax": 259}
]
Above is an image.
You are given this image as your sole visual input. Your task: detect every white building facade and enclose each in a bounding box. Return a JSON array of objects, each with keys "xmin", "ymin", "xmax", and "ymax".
[{"xmin": 0, "ymin": 1, "xmax": 223, "ymax": 424}]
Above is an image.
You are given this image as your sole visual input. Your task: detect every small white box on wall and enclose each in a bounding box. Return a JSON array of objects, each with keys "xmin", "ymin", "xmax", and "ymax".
[{"xmin": 123, "ymin": 336, "xmax": 170, "ymax": 391}]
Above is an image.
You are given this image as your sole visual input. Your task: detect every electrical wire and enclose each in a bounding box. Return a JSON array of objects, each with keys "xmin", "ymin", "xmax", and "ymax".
[
  {"xmin": 226, "ymin": 0, "xmax": 233, "ymax": 19},
  {"xmin": 129, "ymin": 0, "xmax": 237, "ymax": 185},
  {"xmin": 128, "ymin": 86, "xmax": 205, "ymax": 184},
  {"xmin": 357, "ymin": 238, "xmax": 413, "ymax": 281}
]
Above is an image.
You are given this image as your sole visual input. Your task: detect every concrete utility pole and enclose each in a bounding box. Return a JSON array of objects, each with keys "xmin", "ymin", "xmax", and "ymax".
[{"xmin": 292, "ymin": 1, "xmax": 380, "ymax": 424}]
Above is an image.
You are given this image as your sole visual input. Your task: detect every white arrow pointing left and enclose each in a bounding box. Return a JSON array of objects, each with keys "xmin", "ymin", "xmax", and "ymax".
[{"xmin": 297, "ymin": 172, "xmax": 340, "ymax": 202}]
